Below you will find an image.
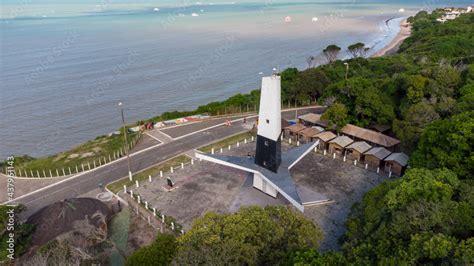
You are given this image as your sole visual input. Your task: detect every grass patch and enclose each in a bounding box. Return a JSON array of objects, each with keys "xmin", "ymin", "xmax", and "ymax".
[
  {"xmin": 1, "ymin": 132, "xmax": 139, "ymax": 177},
  {"xmin": 198, "ymin": 131, "xmax": 255, "ymax": 153},
  {"xmin": 107, "ymin": 155, "xmax": 191, "ymax": 193}
]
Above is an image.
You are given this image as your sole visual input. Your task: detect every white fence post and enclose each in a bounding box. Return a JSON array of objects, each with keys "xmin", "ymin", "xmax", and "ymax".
[
  {"xmin": 170, "ymin": 167, "xmax": 174, "ymax": 173},
  {"xmin": 365, "ymin": 163, "xmax": 368, "ymax": 169},
  {"xmin": 136, "ymin": 180, "xmax": 139, "ymax": 188},
  {"xmin": 124, "ymin": 185, "xmax": 127, "ymax": 193},
  {"xmin": 220, "ymin": 148, "xmax": 223, "ymax": 153},
  {"xmin": 149, "ymin": 175, "xmax": 152, "ymax": 182},
  {"xmin": 228, "ymin": 145, "xmax": 231, "ymax": 150},
  {"xmin": 160, "ymin": 171, "xmax": 163, "ymax": 177},
  {"xmin": 137, "ymin": 195, "xmax": 141, "ymax": 204},
  {"xmin": 181, "ymin": 162, "xmax": 184, "ymax": 169},
  {"xmin": 236, "ymin": 141, "xmax": 239, "ymax": 147},
  {"xmin": 211, "ymin": 148, "xmax": 215, "ymax": 154},
  {"xmin": 191, "ymin": 159, "xmax": 194, "ymax": 165}
]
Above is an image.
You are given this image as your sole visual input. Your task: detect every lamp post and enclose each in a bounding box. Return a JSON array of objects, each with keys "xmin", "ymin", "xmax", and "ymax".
[
  {"xmin": 344, "ymin": 62, "xmax": 349, "ymax": 81},
  {"xmin": 119, "ymin": 102, "xmax": 133, "ymax": 181}
]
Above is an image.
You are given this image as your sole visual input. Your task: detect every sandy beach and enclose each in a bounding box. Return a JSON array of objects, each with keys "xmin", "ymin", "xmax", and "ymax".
[{"xmin": 372, "ymin": 18, "xmax": 412, "ymax": 57}]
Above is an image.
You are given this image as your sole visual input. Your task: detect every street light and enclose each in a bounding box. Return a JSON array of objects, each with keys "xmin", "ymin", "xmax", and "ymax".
[
  {"xmin": 344, "ymin": 62, "xmax": 349, "ymax": 81},
  {"xmin": 119, "ymin": 102, "xmax": 133, "ymax": 181}
]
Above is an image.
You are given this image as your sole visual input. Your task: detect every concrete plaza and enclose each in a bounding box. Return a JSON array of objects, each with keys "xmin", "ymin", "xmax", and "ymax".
[{"xmin": 129, "ymin": 139, "xmax": 387, "ymax": 250}]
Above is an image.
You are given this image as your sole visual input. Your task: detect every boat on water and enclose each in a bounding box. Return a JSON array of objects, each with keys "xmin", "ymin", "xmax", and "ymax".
[
  {"xmin": 285, "ymin": 16, "xmax": 292, "ymax": 22},
  {"xmin": 153, "ymin": 7, "xmax": 160, "ymax": 11},
  {"xmin": 192, "ymin": 13, "xmax": 199, "ymax": 17},
  {"xmin": 399, "ymin": 8, "xmax": 405, "ymax": 12}
]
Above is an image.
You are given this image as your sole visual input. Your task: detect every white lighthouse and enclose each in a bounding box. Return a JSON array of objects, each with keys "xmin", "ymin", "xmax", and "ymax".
[
  {"xmin": 255, "ymin": 74, "xmax": 282, "ymax": 173},
  {"xmin": 195, "ymin": 72, "xmax": 326, "ymax": 212}
]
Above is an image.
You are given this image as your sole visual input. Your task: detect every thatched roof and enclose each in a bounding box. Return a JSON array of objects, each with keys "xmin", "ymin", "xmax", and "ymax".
[
  {"xmin": 364, "ymin": 147, "xmax": 391, "ymax": 160},
  {"xmin": 298, "ymin": 113, "xmax": 328, "ymax": 127},
  {"xmin": 341, "ymin": 124, "xmax": 400, "ymax": 148},
  {"xmin": 298, "ymin": 127, "xmax": 322, "ymax": 138},
  {"xmin": 26, "ymin": 198, "xmax": 112, "ymax": 246},
  {"xmin": 314, "ymin": 131, "xmax": 337, "ymax": 142},
  {"xmin": 346, "ymin": 141, "xmax": 372, "ymax": 153},
  {"xmin": 329, "ymin": 136, "xmax": 353, "ymax": 148},
  {"xmin": 284, "ymin": 123, "xmax": 306, "ymax": 133},
  {"xmin": 384, "ymin": 152, "xmax": 409, "ymax": 166},
  {"xmin": 298, "ymin": 113, "xmax": 321, "ymax": 123}
]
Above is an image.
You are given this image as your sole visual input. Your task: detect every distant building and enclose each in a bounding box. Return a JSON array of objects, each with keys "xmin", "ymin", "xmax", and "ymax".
[
  {"xmin": 341, "ymin": 124, "xmax": 400, "ymax": 150},
  {"xmin": 298, "ymin": 113, "xmax": 328, "ymax": 128},
  {"xmin": 328, "ymin": 136, "xmax": 353, "ymax": 157},
  {"xmin": 314, "ymin": 131, "xmax": 337, "ymax": 150},
  {"xmin": 345, "ymin": 141, "xmax": 372, "ymax": 162},
  {"xmin": 283, "ymin": 123, "xmax": 306, "ymax": 140},
  {"xmin": 364, "ymin": 147, "xmax": 392, "ymax": 170},
  {"xmin": 384, "ymin": 152, "xmax": 409, "ymax": 176},
  {"xmin": 298, "ymin": 127, "xmax": 323, "ymax": 143}
]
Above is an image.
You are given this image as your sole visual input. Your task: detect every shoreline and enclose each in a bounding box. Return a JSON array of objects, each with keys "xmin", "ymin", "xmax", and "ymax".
[{"xmin": 371, "ymin": 18, "xmax": 412, "ymax": 57}]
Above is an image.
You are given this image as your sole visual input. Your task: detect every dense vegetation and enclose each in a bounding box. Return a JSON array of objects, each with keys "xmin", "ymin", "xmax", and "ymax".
[
  {"xmin": 126, "ymin": 206, "xmax": 322, "ymax": 265},
  {"xmin": 125, "ymin": 10, "xmax": 473, "ymax": 265}
]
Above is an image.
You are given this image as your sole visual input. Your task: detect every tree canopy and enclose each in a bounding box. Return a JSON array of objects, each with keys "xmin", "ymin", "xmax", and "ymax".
[{"xmin": 175, "ymin": 206, "xmax": 322, "ymax": 265}]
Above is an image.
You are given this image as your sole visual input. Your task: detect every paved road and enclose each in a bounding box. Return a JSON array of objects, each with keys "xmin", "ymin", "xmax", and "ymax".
[{"xmin": 8, "ymin": 107, "xmax": 324, "ymax": 218}]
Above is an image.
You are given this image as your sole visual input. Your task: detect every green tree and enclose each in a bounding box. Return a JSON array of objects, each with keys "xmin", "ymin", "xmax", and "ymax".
[
  {"xmin": 406, "ymin": 75, "xmax": 428, "ymax": 103},
  {"xmin": 323, "ymin": 44, "xmax": 341, "ymax": 63},
  {"xmin": 393, "ymin": 101, "xmax": 440, "ymax": 153},
  {"xmin": 321, "ymin": 102, "xmax": 348, "ymax": 131},
  {"xmin": 410, "ymin": 111, "xmax": 474, "ymax": 179},
  {"xmin": 175, "ymin": 206, "xmax": 322, "ymax": 265},
  {"xmin": 347, "ymin": 42, "xmax": 369, "ymax": 58},
  {"xmin": 342, "ymin": 168, "xmax": 474, "ymax": 264},
  {"xmin": 126, "ymin": 234, "xmax": 177, "ymax": 266}
]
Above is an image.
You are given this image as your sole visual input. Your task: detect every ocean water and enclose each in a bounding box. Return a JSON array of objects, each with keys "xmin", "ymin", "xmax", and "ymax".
[{"xmin": 0, "ymin": 0, "xmax": 471, "ymax": 158}]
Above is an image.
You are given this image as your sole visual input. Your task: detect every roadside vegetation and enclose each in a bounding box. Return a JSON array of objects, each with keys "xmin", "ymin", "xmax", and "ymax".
[
  {"xmin": 0, "ymin": 131, "xmax": 139, "ymax": 177},
  {"xmin": 126, "ymin": 10, "xmax": 474, "ymax": 265},
  {"xmin": 107, "ymin": 155, "xmax": 191, "ymax": 193}
]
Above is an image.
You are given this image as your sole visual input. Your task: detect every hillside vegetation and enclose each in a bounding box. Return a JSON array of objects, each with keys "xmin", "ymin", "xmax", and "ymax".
[{"xmin": 126, "ymin": 10, "xmax": 473, "ymax": 265}]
